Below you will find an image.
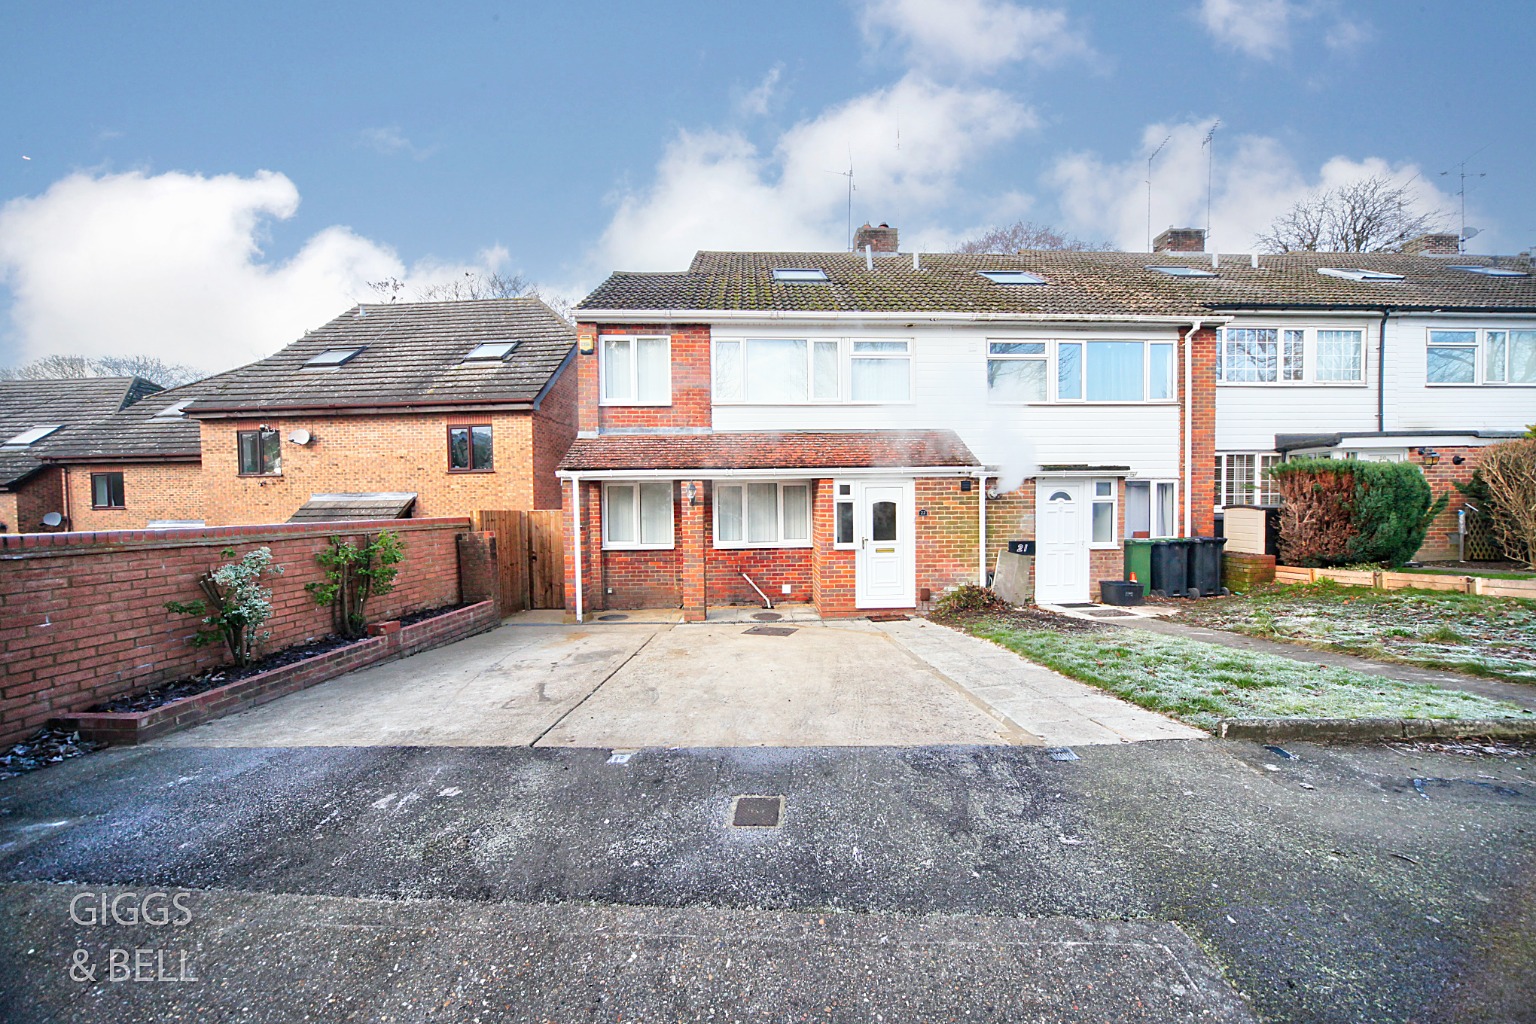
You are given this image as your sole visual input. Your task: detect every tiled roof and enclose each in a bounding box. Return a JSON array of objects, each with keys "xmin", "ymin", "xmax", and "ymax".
[
  {"xmin": 558, "ymin": 430, "xmax": 979, "ymax": 472},
  {"xmin": 576, "ymin": 250, "xmax": 1536, "ymax": 316},
  {"xmin": 39, "ymin": 374, "xmax": 232, "ymax": 463},
  {"xmin": 287, "ymin": 492, "xmax": 417, "ymax": 522},
  {"xmin": 0, "ymin": 377, "xmax": 163, "ymax": 488},
  {"xmin": 184, "ymin": 298, "xmax": 575, "ymax": 416}
]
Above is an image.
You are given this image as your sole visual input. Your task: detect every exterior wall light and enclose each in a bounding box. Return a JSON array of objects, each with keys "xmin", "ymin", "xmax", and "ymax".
[{"xmin": 1416, "ymin": 447, "xmax": 1441, "ymax": 467}]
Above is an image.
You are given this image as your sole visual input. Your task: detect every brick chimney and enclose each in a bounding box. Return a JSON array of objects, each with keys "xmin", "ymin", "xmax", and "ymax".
[
  {"xmin": 1402, "ymin": 233, "xmax": 1460, "ymax": 255},
  {"xmin": 1153, "ymin": 227, "xmax": 1206, "ymax": 253},
  {"xmin": 853, "ymin": 222, "xmax": 899, "ymax": 253}
]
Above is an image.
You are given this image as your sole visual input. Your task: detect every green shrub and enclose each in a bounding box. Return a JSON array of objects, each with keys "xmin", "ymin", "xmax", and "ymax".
[
  {"xmin": 305, "ymin": 531, "xmax": 405, "ymax": 638},
  {"xmin": 165, "ymin": 546, "xmax": 284, "ymax": 667},
  {"xmin": 1270, "ymin": 458, "xmax": 1446, "ymax": 568}
]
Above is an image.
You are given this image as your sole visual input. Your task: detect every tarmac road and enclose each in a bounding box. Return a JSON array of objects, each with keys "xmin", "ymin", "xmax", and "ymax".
[{"xmin": 1, "ymin": 737, "xmax": 1532, "ymax": 1022}]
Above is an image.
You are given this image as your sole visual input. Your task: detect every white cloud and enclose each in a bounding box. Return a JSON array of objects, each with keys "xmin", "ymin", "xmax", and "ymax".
[
  {"xmin": 1049, "ymin": 120, "xmax": 1458, "ymax": 252},
  {"xmin": 859, "ymin": 0, "xmax": 1091, "ymax": 73},
  {"xmin": 0, "ymin": 170, "xmax": 508, "ymax": 372},
  {"xmin": 1197, "ymin": 0, "xmax": 1297, "ymax": 57},
  {"xmin": 736, "ymin": 64, "xmax": 784, "ymax": 118},
  {"xmin": 586, "ymin": 74, "xmax": 1034, "ymax": 274},
  {"xmin": 358, "ymin": 125, "xmax": 435, "ymax": 161}
]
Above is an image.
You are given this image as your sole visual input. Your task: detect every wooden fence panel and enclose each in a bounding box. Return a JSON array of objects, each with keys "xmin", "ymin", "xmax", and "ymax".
[
  {"xmin": 471, "ymin": 509, "xmax": 564, "ymax": 612},
  {"xmin": 528, "ymin": 510, "xmax": 565, "ymax": 609},
  {"xmin": 472, "ymin": 510, "xmax": 530, "ymax": 613}
]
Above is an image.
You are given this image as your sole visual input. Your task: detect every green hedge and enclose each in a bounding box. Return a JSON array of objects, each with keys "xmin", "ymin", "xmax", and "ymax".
[{"xmin": 1269, "ymin": 457, "xmax": 1447, "ymax": 568}]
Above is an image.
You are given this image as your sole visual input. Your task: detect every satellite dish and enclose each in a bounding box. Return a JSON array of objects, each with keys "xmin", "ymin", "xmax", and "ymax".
[
  {"xmin": 41, "ymin": 511, "xmax": 63, "ymax": 527},
  {"xmin": 288, "ymin": 429, "xmax": 312, "ymax": 445},
  {"xmin": 1461, "ymin": 226, "xmax": 1481, "ymax": 240}
]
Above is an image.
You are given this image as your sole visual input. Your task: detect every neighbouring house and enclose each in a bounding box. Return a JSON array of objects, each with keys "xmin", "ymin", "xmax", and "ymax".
[
  {"xmin": 43, "ymin": 299, "xmax": 578, "ymax": 529},
  {"xmin": 0, "ymin": 377, "xmax": 163, "ymax": 533},
  {"xmin": 561, "ymin": 225, "xmax": 1222, "ymax": 618}
]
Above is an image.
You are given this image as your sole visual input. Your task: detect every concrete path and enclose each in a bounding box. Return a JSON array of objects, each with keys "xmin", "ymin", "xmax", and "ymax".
[
  {"xmin": 875, "ymin": 619, "xmax": 1206, "ymax": 745},
  {"xmin": 1121, "ymin": 615, "xmax": 1536, "ymax": 711}
]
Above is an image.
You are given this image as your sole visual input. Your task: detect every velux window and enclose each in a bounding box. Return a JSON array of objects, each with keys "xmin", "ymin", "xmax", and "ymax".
[
  {"xmin": 601, "ymin": 335, "xmax": 670, "ymax": 404},
  {"xmin": 714, "ymin": 482, "xmax": 810, "ymax": 547},
  {"xmin": 603, "ymin": 482, "xmax": 674, "ymax": 549},
  {"xmin": 237, "ymin": 428, "xmax": 281, "ymax": 476},
  {"xmin": 91, "ymin": 472, "xmax": 125, "ymax": 509},
  {"xmin": 448, "ymin": 424, "xmax": 493, "ymax": 471}
]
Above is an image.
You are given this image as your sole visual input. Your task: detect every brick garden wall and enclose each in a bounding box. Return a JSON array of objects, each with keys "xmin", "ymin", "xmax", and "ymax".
[
  {"xmin": 0, "ymin": 517, "xmax": 470, "ymax": 747},
  {"xmin": 1410, "ymin": 445, "xmax": 1487, "ymax": 561},
  {"xmin": 60, "ymin": 462, "xmax": 206, "ymax": 532}
]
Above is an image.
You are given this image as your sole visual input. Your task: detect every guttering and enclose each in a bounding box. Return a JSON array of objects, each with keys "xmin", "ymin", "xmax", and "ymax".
[
  {"xmin": 1376, "ymin": 307, "xmax": 1392, "ymax": 432},
  {"xmin": 556, "ymin": 465, "xmax": 987, "ymax": 481},
  {"xmin": 576, "ymin": 308, "xmax": 1229, "ymax": 326},
  {"xmin": 187, "ymin": 398, "xmax": 537, "ymax": 419},
  {"xmin": 38, "ymin": 452, "xmax": 200, "ymax": 465},
  {"xmin": 1212, "ymin": 302, "xmax": 1536, "ymax": 314},
  {"xmin": 571, "ymin": 475, "xmax": 584, "ymax": 623}
]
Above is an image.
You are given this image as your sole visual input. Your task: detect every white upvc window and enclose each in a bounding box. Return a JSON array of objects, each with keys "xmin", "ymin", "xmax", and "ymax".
[
  {"xmin": 713, "ymin": 481, "xmax": 811, "ymax": 548},
  {"xmin": 849, "ymin": 339, "xmax": 911, "ymax": 402},
  {"xmin": 833, "ymin": 481, "xmax": 855, "ymax": 549},
  {"xmin": 1427, "ymin": 328, "xmax": 1536, "ymax": 385},
  {"xmin": 602, "ymin": 481, "xmax": 674, "ymax": 549},
  {"xmin": 1089, "ymin": 479, "xmax": 1117, "ymax": 547},
  {"xmin": 986, "ymin": 342, "xmax": 1047, "ymax": 402},
  {"xmin": 1217, "ymin": 327, "xmax": 1365, "ymax": 384},
  {"xmin": 1215, "ymin": 453, "xmax": 1282, "ymax": 509},
  {"xmin": 601, "ymin": 335, "xmax": 671, "ymax": 405},
  {"xmin": 1054, "ymin": 340, "xmax": 1176, "ymax": 403},
  {"xmin": 714, "ymin": 338, "xmax": 840, "ymax": 403},
  {"xmin": 1126, "ymin": 480, "xmax": 1178, "ymax": 539}
]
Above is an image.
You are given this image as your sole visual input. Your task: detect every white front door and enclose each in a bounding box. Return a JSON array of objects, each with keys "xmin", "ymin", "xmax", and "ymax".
[
  {"xmin": 855, "ymin": 481, "xmax": 915, "ymax": 609},
  {"xmin": 1035, "ymin": 479, "xmax": 1090, "ymax": 604}
]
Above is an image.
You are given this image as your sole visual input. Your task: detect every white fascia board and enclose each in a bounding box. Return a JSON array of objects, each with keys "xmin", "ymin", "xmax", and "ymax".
[
  {"xmin": 558, "ymin": 465, "xmax": 988, "ymax": 481},
  {"xmin": 575, "ymin": 309, "xmax": 1226, "ymax": 327}
]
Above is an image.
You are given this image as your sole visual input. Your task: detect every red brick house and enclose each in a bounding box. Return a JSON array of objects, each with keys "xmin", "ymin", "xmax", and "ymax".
[{"xmin": 561, "ymin": 227, "xmax": 1221, "ymax": 619}]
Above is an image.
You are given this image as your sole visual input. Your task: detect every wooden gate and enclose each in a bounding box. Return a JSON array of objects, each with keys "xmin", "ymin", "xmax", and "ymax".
[{"xmin": 471, "ymin": 510, "xmax": 564, "ymax": 612}]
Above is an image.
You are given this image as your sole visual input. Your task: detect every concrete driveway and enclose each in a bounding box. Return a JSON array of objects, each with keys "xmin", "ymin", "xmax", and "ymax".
[{"xmin": 161, "ymin": 614, "xmax": 1199, "ymax": 750}]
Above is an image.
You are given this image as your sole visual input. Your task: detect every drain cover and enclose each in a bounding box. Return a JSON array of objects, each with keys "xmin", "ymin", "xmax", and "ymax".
[
  {"xmin": 1086, "ymin": 609, "xmax": 1135, "ymax": 618},
  {"xmin": 1046, "ymin": 747, "xmax": 1080, "ymax": 761},
  {"xmin": 1058, "ymin": 603, "xmax": 1099, "ymax": 609},
  {"xmin": 752, "ymin": 611, "xmax": 783, "ymax": 621},
  {"xmin": 598, "ymin": 613, "xmax": 629, "ymax": 621},
  {"xmin": 730, "ymin": 795, "xmax": 784, "ymax": 828},
  {"xmin": 743, "ymin": 625, "xmax": 796, "ymax": 636},
  {"xmin": 867, "ymin": 613, "xmax": 910, "ymax": 622}
]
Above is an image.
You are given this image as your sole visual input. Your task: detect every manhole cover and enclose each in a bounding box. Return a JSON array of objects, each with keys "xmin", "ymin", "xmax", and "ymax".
[
  {"xmin": 1046, "ymin": 747, "xmax": 1080, "ymax": 761},
  {"xmin": 752, "ymin": 611, "xmax": 783, "ymax": 621},
  {"xmin": 729, "ymin": 795, "xmax": 784, "ymax": 828},
  {"xmin": 743, "ymin": 625, "xmax": 797, "ymax": 636},
  {"xmin": 598, "ymin": 613, "xmax": 629, "ymax": 621},
  {"xmin": 1086, "ymin": 609, "xmax": 1135, "ymax": 618}
]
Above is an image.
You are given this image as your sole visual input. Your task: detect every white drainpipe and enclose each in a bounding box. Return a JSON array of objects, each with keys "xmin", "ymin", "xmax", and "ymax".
[
  {"xmin": 1182, "ymin": 320, "xmax": 1202, "ymax": 537},
  {"xmin": 976, "ymin": 469, "xmax": 989, "ymax": 584},
  {"xmin": 571, "ymin": 474, "xmax": 584, "ymax": 623}
]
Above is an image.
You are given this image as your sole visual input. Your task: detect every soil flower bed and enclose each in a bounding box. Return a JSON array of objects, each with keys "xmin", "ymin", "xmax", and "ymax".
[
  {"xmin": 1173, "ymin": 582, "xmax": 1536, "ymax": 685},
  {"xmin": 939, "ymin": 609, "xmax": 1529, "ymax": 731}
]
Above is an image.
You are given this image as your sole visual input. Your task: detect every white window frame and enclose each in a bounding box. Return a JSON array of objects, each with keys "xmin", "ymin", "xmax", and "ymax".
[
  {"xmin": 1125, "ymin": 479, "xmax": 1179, "ymax": 539},
  {"xmin": 1425, "ymin": 327, "xmax": 1536, "ymax": 387},
  {"xmin": 712, "ymin": 480, "xmax": 812, "ymax": 549},
  {"xmin": 1216, "ymin": 326, "xmax": 1366, "ymax": 386},
  {"xmin": 833, "ymin": 481, "xmax": 856, "ymax": 550},
  {"xmin": 1051, "ymin": 340, "xmax": 1177, "ymax": 405},
  {"xmin": 985, "ymin": 341, "xmax": 1048, "ymax": 404},
  {"xmin": 1214, "ymin": 453, "xmax": 1282, "ymax": 510},
  {"xmin": 712, "ymin": 337, "xmax": 841, "ymax": 405},
  {"xmin": 601, "ymin": 481, "xmax": 675, "ymax": 550},
  {"xmin": 600, "ymin": 334, "xmax": 671, "ymax": 406},
  {"xmin": 848, "ymin": 338, "xmax": 913, "ymax": 404},
  {"xmin": 1089, "ymin": 478, "xmax": 1117, "ymax": 549}
]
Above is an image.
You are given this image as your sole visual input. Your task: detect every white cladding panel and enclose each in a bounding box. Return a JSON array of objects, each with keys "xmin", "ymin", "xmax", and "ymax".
[
  {"xmin": 708, "ymin": 324, "xmax": 1184, "ymax": 479},
  {"xmin": 1384, "ymin": 315, "xmax": 1536, "ymax": 432}
]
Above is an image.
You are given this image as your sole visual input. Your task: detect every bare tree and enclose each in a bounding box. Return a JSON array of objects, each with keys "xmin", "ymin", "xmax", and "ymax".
[
  {"xmin": 955, "ymin": 221, "xmax": 1108, "ymax": 254},
  {"xmin": 1256, "ymin": 175, "xmax": 1444, "ymax": 254},
  {"xmin": 0, "ymin": 353, "xmax": 201, "ymax": 387},
  {"xmin": 365, "ymin": 271, "xmax": 573, "ymax": 322}
]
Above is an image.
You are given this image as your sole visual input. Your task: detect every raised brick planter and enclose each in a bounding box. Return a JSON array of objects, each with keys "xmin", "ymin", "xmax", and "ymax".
[
  {"xmin": 1222, "ymin": 552, "xmax": 1276, "ymax": 591},
  {"xmin": 53, "ymin": 600, "xmax": 498, "ymax": 746}
]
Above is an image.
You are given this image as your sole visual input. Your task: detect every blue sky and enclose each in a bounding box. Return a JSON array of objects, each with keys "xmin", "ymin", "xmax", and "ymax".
[{"xmin": 2, "ymin": 0, "xmax": 1532, "ymax": 372}]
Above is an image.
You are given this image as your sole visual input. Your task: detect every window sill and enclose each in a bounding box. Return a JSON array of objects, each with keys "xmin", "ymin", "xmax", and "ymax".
[
  {"xmin": 237, "ymin": 473, "xmax": 282, "ymax": 478},
  {"xmin": 713, "ymin": 541, "xmax": 813, "ymax": 550},
  {"xmin": 448, "ymin": 468, "xmax": 496, "ymax": 474},
  {"xmin": 1088, "ymin": 542, "xmax": 1119, "ymax": 551},
  {"xmin": 1022, "ymin": 400, "xmax": 1179, "ymax": 406},
  {"xmin": 90, "ymin": 505, "xmax": 126, "ymax": 511},
  {"xmin": 1216, "ymin": 381, "xmax": 1367, "ymax": 387},
  {"xmin": 1425, "ymin": 382, "xmax": 1536, "ymax": 388},
  {"xmin": 599, "ymin": 399, "xmax": 673, "ymax": 407},
  {"xmin": 601, "ymin": 543, "xmax": 676, "ymax": 552}
]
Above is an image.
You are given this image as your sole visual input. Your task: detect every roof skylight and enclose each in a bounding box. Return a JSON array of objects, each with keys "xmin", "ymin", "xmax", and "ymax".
[
  {"xmin": 1318, "ymin": 267, "xmax": 1405, "ymax": 282},
  {"xmin": 978, "ymin": 270, "xmax": 1047, "ymax": 285},
  {"xmin": 3, "ymin": 424, "xmax": 64, "ymax": 447},
  {"xmin": 464, "ymin": 341, "xmax": 517, "ymax": 362},
  {"xmin": 771, "ymin": 268, "xmax": 830, "ymax": 283},
  {"xmin": 304, "ymin": 347, "xmax": 364, "ymax": 367},
  {"xmin": 1147, "ymin": 265, "xmax": 1218, "ymax": 278},
  {"xmin": 1447, "ymin": 264, "xmax": 1529, "ymax": 278},
  {"xmin": 152, "ymin": 399, "xmax": 195, "ymax": 419}
]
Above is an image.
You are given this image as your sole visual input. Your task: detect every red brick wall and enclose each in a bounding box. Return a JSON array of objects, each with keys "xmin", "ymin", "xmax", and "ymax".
[
  {"xmin": 1410, "ymin": 445, "xmax": 1488, "ymax": 561},
  {"xmin": 1184, "ymin": 326, "xmax": 1218, "ymax": 536},
  {"xmin": 810, "ymin": 480, "xmax": 857, "ymax": 617},
  {"xmin": 531, "ymin": 362, "xmax": 578, "ymax": 510},
  {"xmin": 0, "ymin": 517, "xmax": 469, "ymax": 746},
  {"xmin": 563, "ymin": 479, "xmax": 686, "ymax": 612},
  {"xmin": 61, "ymin": 462, "xmax": 205, "ymax": 531},
  {"xmin": 1, "ymin": 467, "xmax": 66, "ymax": 534},
  {"xmin": 707, "ymin": 547, "xmax": 814, "ymax": 606},
  {"xmin": 576, "ymin": 322, "xmax": 713, "ymax": 432},
  {"xmin": 916, "ymin": 477, "xmax": 982, "ymax": 597}
]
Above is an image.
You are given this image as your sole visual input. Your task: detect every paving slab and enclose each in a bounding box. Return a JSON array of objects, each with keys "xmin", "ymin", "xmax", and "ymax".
[
  {"xmin": 875, "ymin": 618, "xmax": 1207, "ymax": 745},
  {"xmin": 536, "ymin": 622, "xmax": 1018, "ymax": 748},
  {"xmin": 157, "ymin": 621, "xmax": 657, "ymax": 748}
]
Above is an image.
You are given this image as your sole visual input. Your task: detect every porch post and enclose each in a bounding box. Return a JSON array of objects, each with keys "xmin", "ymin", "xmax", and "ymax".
[{"xmin": 680, "ymin": 478, "xmax": 707, "ymax": 622}]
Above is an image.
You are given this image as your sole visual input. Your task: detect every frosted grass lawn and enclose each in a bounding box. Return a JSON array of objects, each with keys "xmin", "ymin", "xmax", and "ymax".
[
  {"xmin": 1178, "ymin": 583, "xmax": 1536, "ymax": 685},
  {"xmin": 960, "ymin": 618, "xmax": 1528, "ymax": 730}
]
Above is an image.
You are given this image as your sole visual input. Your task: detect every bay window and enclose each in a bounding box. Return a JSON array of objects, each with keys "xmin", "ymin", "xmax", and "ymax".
[
  {"xmin": 601, "ymin": 335, "xmax": 670, "ymax": 404},
  {"xmin": 1429, "ymin": 328, "xmax": 1536, "ymax": 385},
  {"xmin": 714, "ymin": 481, "xmax": 811, "ymax": 547},
  {"xmin": 603, "ymin": 482, "xmax": 674, "ymax": 549}
]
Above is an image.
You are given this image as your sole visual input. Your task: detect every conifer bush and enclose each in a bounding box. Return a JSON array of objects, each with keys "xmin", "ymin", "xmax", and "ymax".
[{"xmin": 1270, "ymin": 458, "xmax": 1447, "ymax": 568}]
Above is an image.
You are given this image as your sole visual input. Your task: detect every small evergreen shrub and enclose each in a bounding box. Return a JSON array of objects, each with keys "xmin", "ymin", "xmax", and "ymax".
[
  {"xmin": 1270, "ymin": 458, "xmax": 1446, "ymax": 568},
  {"xmin": 165, "ymin": 546, "xmax": 284, "ymax": 667},
  {"xmin": 306, "ymin": 531, "xmax": 405, "ymax": 638}
]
